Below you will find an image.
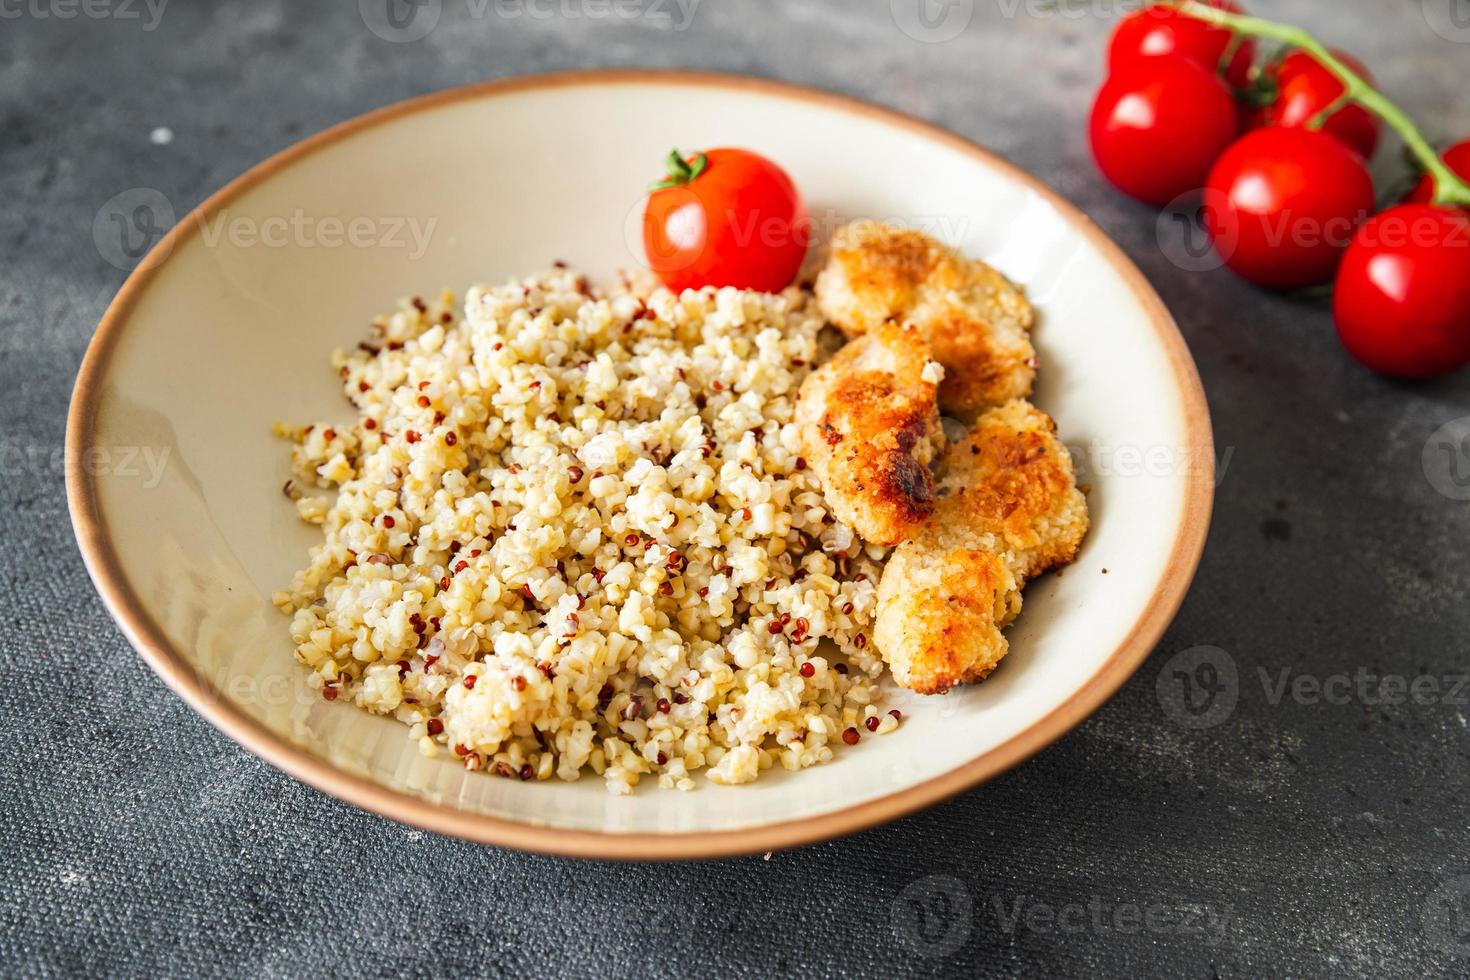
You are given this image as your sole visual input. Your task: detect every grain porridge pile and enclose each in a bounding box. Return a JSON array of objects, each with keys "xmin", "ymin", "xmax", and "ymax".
[{"xmin": 272, "ymin": 267, "xmax": 906, "ymax": 794}]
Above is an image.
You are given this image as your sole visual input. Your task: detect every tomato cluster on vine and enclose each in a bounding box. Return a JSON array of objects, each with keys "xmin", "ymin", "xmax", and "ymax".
[{"xmin": 1090, "ymin": 1, "xmax": 1470, "ymax": 379}]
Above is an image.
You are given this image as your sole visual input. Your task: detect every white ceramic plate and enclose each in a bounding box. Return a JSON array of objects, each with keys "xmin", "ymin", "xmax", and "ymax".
[{"xmin": 68, "ymin": 72, "xmax": 1212, "ymax": 859}]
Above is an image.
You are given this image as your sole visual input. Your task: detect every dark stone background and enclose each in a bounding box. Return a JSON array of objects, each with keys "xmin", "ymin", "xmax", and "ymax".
[{"xmin": 3, "ymin": 1, "xmax": 1468, "ymax": 976}]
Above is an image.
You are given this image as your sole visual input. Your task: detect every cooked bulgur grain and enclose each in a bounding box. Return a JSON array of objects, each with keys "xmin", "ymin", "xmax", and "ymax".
[{"xmin": 272, "ymin": 269, "xmax": 898, "ymax": 794}]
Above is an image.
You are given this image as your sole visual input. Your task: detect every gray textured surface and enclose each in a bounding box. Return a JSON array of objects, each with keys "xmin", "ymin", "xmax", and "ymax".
[{"xmin": 4, "ymin": 0, "xmax": 1470, "ymax": 976}]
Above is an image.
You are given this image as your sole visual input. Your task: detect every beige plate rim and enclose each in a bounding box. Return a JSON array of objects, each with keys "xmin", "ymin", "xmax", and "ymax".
[{"xmin": 66, "ymin": 69, "xmax": 1214, "ymax": 861}]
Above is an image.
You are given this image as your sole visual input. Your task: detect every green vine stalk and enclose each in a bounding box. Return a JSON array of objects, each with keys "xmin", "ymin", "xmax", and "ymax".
[{"xmin": 1174, "ymin": 0, "xmax": 1470, "ymax": 208}]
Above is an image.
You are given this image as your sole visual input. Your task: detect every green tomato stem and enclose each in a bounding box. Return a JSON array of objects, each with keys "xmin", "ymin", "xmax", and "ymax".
[
  {"xmin": 649, "ymin": 149, "xmax": 710, "ymax": 191},
  {"xmin": 1306, "ymin": 92, "xmax": 1353, "ymax": 132},
  {"xmin": 1216, "ymin": 31, "xmax": 1245, "ymax": 80},
  {"xmin": 1175, "ymin": 1, "xmax": 1470, "ymax": 208}
]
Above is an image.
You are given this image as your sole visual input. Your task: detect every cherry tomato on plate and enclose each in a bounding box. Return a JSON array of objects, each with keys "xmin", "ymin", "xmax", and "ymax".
[
  {"xmin": 1089, "ymin": 54, "xmax": 1240, "ymax": 206},
  {"xmin": 1107, "ymin": 0, "xmax": 1256, "ymax": 90},
  {"xmin": 1406, "ymin": 139, "xmax": 1470, "ymax": 207},
  {"xmin": 1255, "ymin": 48, "xmax": 1381, "ymax": 160},
  {"xmin": 1202, "ymin": 128, "xmax": 1376, "ymax": 289},
  {"xmin": 1333, "ymin": 204, "xmax": 1470, "ymax": 378},
  {"xmin": 642, "ymin": 147, "xmax": 809, "ymax": 294}
]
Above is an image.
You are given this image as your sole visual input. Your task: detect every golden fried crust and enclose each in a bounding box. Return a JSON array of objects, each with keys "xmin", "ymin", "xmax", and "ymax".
[
  {"xmin": 875, "ymin": 546, "xmax": 1021, "ymax": 695},
  {"xmin": 796, "ymin": 322, "xmax": 944, "ymax": 547},
  {"xmin": 874, "ymin": 399, "xmax": 1088, "ymax": 694},
  {"xmin": 814, "ymin": 221, "xmax": 1037, "ymax": 421},
  {"xmin": 937, "ymin": 399, "xmax": 1089, "ymax": 580}
]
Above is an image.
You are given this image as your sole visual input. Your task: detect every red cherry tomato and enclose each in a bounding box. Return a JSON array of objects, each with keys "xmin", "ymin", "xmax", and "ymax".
[
  {"xmin": 1333, "ymin": 205, "xmax": 1470, "ymax": 378},
  {"xmin": 1108, "ymin": 0, "xmax": 1256, "ymax": 90},
  {"xmin": 642, "ymin": 148, "xmax": 809, "ymax": 294},
  {"xmin": 1255, "ymin": 49, "xmax": 1381, "ymax": 160},
  {"xmin": 1407, "ymin": 139, "xmax": 1470, "ymax": 207},
  {"xmin": 1090, "ymin": 55, "xmax": 1241, "ymax": 206},
  {"xmin": 1202, "ymin": 128, "xmax": 1375, "ymax": 289}
]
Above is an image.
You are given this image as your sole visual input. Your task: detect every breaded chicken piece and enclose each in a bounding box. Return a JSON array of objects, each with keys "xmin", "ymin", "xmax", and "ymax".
[
  {"xmin": 875, "ymin": 400, "xmax": 1088, "ymax": 694},
  {"xmin": 815, "ymin": 221, "xmax": 1037, "ymax": 421},
  {"xmin": 796, "ymin": 321, "xmax": 945, "ymax": 547},
  {"xmin": 934, "ymin": 400, "xmax": 1090, "ymax": 580},
  {"xmin": 874, "ymin": 545, "xmax": 1022, "ymax": 697}
]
